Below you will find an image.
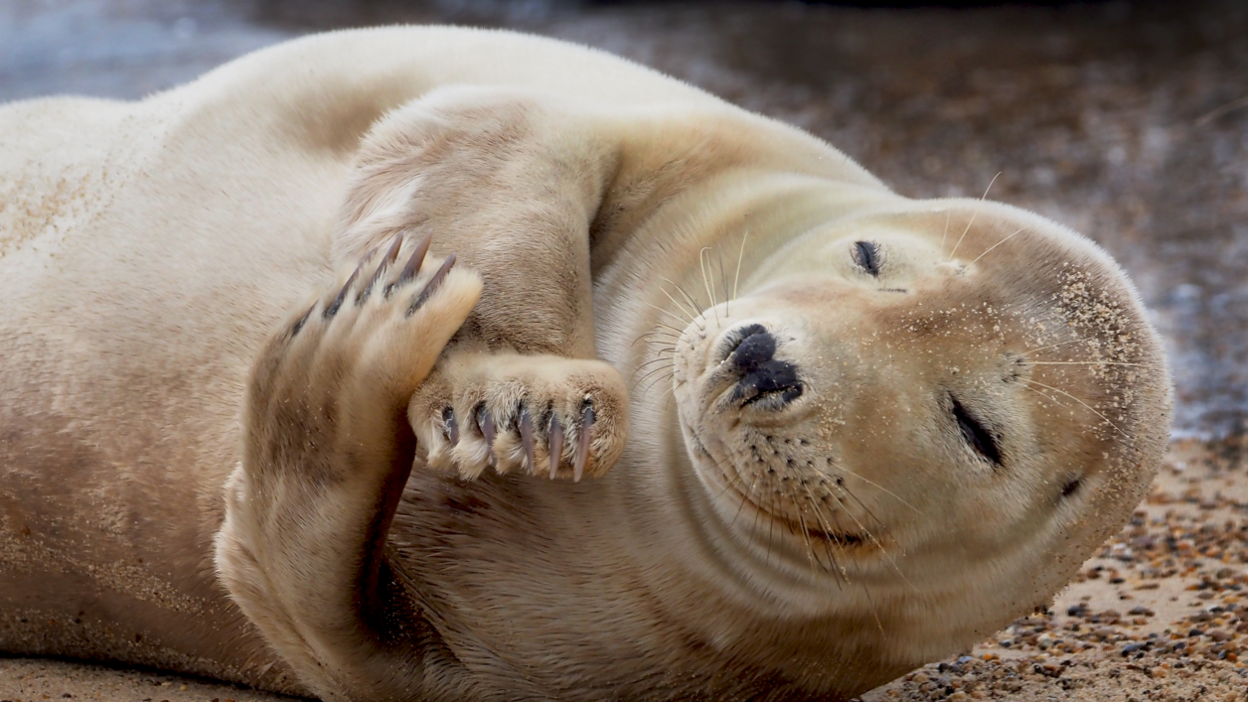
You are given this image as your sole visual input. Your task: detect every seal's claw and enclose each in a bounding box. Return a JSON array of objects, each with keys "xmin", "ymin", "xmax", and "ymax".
[
  {"xmin": 549, "ymin": 415, "xmax": 564, "ymax": 480},
  {"xmin": 475, "ymin": 403, "xmax": 496, "ymax": 467},
  {"xmin": 442, "ymin": 406, "xmax": 459, "ymax": 447},
  {"xmin": 408, "ymin": 254, "xmax": 456, "ymax": 316},
  {"xmin": 395, "ymin": 230, "xmax": 434, "ymax": 289},
  {"xmin": 291, "ymin": 303, "xmax": 316, "ymax": 337},
  {"xmin": 519, "ymin": 407, "xmax": 536, "ymax": 474},
  {"xmin": 574, "ymin": 403, "xmax": 595, "ymax": 483},
  {"xmin": 324, "ymin": 266, "xmax": 361, "ymax": 319},
  {"xmin": 358, "ymin": 234, "xmax": 404, "ymax": 304}
]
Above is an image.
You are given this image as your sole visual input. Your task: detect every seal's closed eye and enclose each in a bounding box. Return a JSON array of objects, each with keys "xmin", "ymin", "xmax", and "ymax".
[
  {"xmin": 853, "ymin": 240, "xmax": 881, "ymax": 277},
  {"xmin": 1061, "ymin": 477, "xmax": 1083, "ymax": 498},
  {"xmin": 950, "ymin": 396, "xmax": 1003, "ymax": 467}
]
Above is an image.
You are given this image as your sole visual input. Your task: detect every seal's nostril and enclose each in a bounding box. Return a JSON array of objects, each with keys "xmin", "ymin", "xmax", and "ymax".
[
  {"xmin": 732, "ymin": 359, "xmax": 803, "ymax": 409},
  {"xmin": 718, "ymin": 323, "xmax": 768, "ymax": 363},
  {"xmin": 729, "ymin": 328, "xmax": 776, "ymax": 371}
]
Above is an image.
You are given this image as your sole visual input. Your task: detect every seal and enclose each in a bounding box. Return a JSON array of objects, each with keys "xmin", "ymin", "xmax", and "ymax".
[{"xmin": 0, "ymin": 26, "xmax": 1171, "ymax": 701}]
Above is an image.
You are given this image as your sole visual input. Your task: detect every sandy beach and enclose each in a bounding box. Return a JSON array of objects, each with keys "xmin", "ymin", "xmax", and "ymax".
[{"xmin": 4, "ymin": 0, "xmax": 1248, "ymax": 699}]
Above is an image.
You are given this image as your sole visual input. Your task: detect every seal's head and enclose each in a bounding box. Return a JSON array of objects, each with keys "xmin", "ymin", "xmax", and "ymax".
[{"xmin": 672, "ymin": 199, "xmax": 1171, "ymax": 688}]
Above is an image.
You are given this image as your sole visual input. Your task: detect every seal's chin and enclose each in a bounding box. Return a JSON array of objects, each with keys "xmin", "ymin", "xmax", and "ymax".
[{"xmin": 694, "ymin": 447, "xmax": 873, "ymax": 554}]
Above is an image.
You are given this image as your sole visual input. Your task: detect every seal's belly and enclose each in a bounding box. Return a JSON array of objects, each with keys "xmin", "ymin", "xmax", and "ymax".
[{"xmin": 0, "ymin": 96, "xmax": 344, "ymax": 687}]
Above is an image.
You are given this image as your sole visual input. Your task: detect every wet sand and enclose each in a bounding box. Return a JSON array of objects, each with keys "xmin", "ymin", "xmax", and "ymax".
[{"xmin": 4, "ymin": 0, "xmax": 1248, "ymax": 700}]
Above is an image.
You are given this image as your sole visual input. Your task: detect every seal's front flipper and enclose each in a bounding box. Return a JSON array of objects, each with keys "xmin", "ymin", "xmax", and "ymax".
[
  {"xmin": 214, "ymin": 235, "xmax": 480, "ymax": 700},
  {"xmin": 409, "ymin": 352, "xmax": 629, "ymax": 482}
]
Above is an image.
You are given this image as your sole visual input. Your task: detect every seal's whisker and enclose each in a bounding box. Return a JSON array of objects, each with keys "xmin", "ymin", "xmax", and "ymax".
[
  {"xmin": 717, "ymin": 245, "xmax": 731, "ymax": 319},
  {"xmin": 1020, "ymin": 382, "xmax": 1071, "ymax": 410},
  {"xmin": 703, "ymin": 450, "xmax": 774, "ymax": 538},
  {"xmin": 629, "ymin": 329, "xmax": 681, "ymax": 348},
  {"xmin": 640, "ymin": 354, "xmax": 675, "ymax": 382},
  {"xmin": 947, "ymin": 172, "xmax": 1000, "ymax": 262},
  {"xmin": 648, "ymin": 376, "xmax": 677, "ymax": 402},
  {"xmin": 746, "ymin": 485, "xmax": 771, "ymax": 573},
  {"xmin": 1026, "ymin": 379, "xmax": 1130, "ymax": 439},
  {"xmin": 707, "ymin": 458, "xmax": 746, "ymax": 504},
  {"xmin": 634, "ymin": 352, "xmax": 675, "ymax": 369},
  {"xmin": 661, "ymin": 277, "xmax": 706, "ymax": 318},
  {"xmin": 859, "ymin": 581, "xmax": 886, "ymax": 635},
  {"xmin": 649, "ymin": 336, "xmax": 680, "ymax": 350},
  {"xmin": 630, "ymin": 355, "xmax": 677, "ymax": 383},
  {"xmin": 657, "ymin": 287, "xmax": 700, "ymax": 325},
  {"xmin": 633, "ymin": 361, "xmax": 674, "ymax": 391},
  {"xmin": 637, "ymin": 365, "xmax": 677, "ymax": 400},
  {"xmin": 633, "ymin": 327, "xmax": 683, "ymax": 342},
  {"xmin": 733, "ymin": 229, "xmax": 749, "ymax": 306},
  {"xmin": 632, "ymin": 358, "xmax": 673, "ymax": 385},
  {"xmin": 939, "ymin": 210, "xmax": 951, "ymax": 253},
  {"xmin": 794, "ymin": 500, "xmax": 835, "ymax": 575},
  {"xmin": 637, "ymin": 378, "xmax": 673, "ymax": 403},
  {"xmin": 1028, "ymin": 361, "xmax": 1144, "ymax": 367},
  {"xmin": 730, "ymin": 476, "xmax": 766, "ymax": 533},
  {"xmin": 825, "ymin": 461, "xmax": 920, "ymax": 514},
  {"xmin": 764, "ymin": 491, "xmax": 779, "ymax": 570},
  {"xmin": 638, "ymin": 357, "xmax": 678, "ymax": 379},
  {"xmin": 699, "ymin": 247, "xmax": 719, "ymax": 326},
  {"xmin": 946, "ymin": 212, "xmax": 975, "ymax": 262},
  {"xmin": 832, "ymin": 483, "xmax": 887, "ymax": 535},
  {"xmin": 644, "ymin": 302, "xmax": 693, "ymax": 331},
  {"xmin": 648, "ymin": 384, "xmax": 678, "ymax": 411},
  {"xmin": 798, "ymin": 486, "xmax": 845, "ymax": 582},
  {"xmin": 970, "ymin": 225, "xmax": 1027, "ymax": 265},
  {"xmin": 643, "ymin": 311, "xmax": 691, "ymax": 335},
  {"xmin": 792, "ymin": 502, "xmax": 820, "ymax": 572},
  {"xmin": 1020, "ymin": 382, "xmax": 1147, "ymax": 458}
]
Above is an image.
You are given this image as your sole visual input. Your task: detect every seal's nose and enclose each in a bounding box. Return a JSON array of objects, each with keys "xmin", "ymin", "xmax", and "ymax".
[
  {"xmin": 727, "ymin": 324, "xmax": 776, "ymax": 370},
  {"xmin": 725, "ymin": 325, "xmax": 803, "ymax": 408}
]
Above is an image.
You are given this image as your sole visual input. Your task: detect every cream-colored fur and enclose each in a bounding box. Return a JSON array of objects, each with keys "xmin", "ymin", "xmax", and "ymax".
[{"xmin": 0, "ymin": 27, "xmax": 1171, "ymax": 701}]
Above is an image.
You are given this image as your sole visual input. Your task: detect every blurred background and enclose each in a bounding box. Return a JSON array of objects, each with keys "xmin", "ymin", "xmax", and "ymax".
[{"xmin": 6, "ymin": 0, "xmax": 1246, "ymax": 447}]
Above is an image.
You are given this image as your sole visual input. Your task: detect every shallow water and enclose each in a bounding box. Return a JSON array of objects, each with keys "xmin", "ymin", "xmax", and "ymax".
[{"xmin": 3, "ymin": 0, "xmax": 1245, "ymax": 434}]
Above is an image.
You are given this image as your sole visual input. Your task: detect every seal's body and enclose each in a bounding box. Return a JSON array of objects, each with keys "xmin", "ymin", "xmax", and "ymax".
[{"xmin": 0, "ymin": 28, "xmax": 1170, "ymax": 701}]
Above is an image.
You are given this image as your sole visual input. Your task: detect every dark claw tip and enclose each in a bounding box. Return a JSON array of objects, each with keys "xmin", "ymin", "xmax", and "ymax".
[
  {"xmin": 291, "ymin": 303, "xmax": 316, "ymax": 336},
  {"xmin": 324, "ymin": 267, "xmax": 360, "ymax": 319},
  {"xmin": 442, "ymin": 406, "xmax": 459, "ymax": 447},
  {"xmin": 406, "ymin": 253, "xmax": 458, "ymax": 317},
  {"xmin": 574, "ymin": 404, "xmax": 595, "ymax": 483},
  {"xmin": 358, "ymin": 235, "xmax": 405, "ymax": 304},
  {"xmin": 475, "ymin": 403, "xmax": 496, "ymax": 466},
  {"xmin": 397, "ymin": 231, "xmax": 435, "ymax": 286},
  {"xmin": 384, "ymin": 234, "xmax": 404, "ymax": 263}
]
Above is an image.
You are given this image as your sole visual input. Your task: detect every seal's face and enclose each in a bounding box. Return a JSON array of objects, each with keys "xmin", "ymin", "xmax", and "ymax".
[{"xmin": 671, "ymin": 202, "xmax": 1171, "ymax": 660}]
